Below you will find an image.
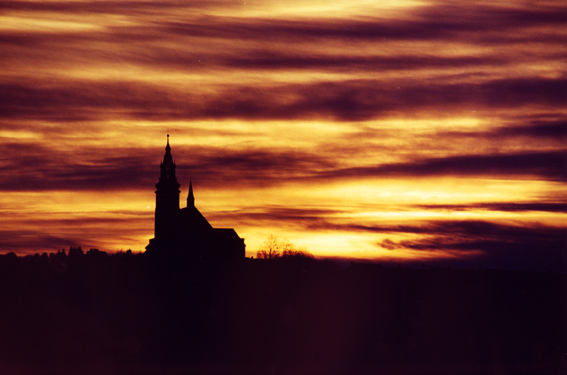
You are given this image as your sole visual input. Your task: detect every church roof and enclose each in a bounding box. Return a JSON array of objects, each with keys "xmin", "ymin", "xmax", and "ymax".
[{"xmin": 178, "ymin": 205, "xmax": 213, "ymax": 232}]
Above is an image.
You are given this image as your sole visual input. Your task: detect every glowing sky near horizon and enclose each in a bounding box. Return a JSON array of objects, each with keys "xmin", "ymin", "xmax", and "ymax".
[{"xmin": 0, "ymin": 0, "xmax": 566, "ymax": 270}]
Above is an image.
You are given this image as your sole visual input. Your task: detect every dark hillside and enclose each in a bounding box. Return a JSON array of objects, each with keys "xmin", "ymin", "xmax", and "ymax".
[{"xmin": 0, "ymin": 250, "xmax": 564, "ymax": 374}]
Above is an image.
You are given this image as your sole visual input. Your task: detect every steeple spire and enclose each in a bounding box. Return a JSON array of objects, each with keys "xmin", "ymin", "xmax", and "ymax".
[
  {"xmin": 162, "ymin": 134, "xmax": 173, "ymax": 170},
  {"xmin": 187, "ymin": 180, "xmax": 195, "ymax": 207},
  {"xmin": 154, "ymin": 135, "xmax": 180, "ymax": 240}
]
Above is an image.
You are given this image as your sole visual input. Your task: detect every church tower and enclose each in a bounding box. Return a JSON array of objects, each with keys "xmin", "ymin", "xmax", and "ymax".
[{"xmin": 154, "ymin": 134, "xmax": 180, "ymax": 241}]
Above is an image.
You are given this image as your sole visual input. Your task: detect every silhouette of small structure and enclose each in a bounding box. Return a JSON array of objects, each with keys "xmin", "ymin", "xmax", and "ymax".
[{"xmin": 146, "ymin": 135, "xmax": 245, "ymax": 261}]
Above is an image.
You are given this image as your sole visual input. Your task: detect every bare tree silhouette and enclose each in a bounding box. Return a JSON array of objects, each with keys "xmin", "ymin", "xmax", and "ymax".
[{"xmin": 256, "ymin": 234, "xmax": 313, "ymax": 259}]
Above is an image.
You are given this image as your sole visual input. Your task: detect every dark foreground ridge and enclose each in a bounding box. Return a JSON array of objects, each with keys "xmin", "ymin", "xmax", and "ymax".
[{"xmin": 0, "ymin": 249, "xmax": 565, "ymax": 375}]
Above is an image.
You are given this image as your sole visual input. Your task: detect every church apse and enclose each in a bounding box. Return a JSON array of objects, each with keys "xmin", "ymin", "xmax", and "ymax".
[{"xmin": 146, "ymin": 135, "xmax": 245, "ymax": 261}]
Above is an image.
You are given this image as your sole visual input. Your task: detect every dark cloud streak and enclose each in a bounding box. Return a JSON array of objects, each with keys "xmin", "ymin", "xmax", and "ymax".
[
  {"xmin": 0, "ymin": 230, "xmax": 86, "ymax": 253},
  {"xmin": 495, "ymin": 120, "xmax": 567, "ymax": 139},
  {"xmin": 2, "ymin": 77, "xmax": 566, "ymax": 122},
  {"xmin": 1, "ymin": 139, "xmax": 565, "ymax": 192},
  {"xmin": 378, "ymin": 220, "xmax": 567, "ymax": 272},
  {"xmin": 0, "ymin": 0, "xmax": 216, "ymax": 14},
  {"xmin": 415, "ymin": 202, "xmax": 567, "ymax": 213},
  {"xmin": 322, "ymin": 151, "xmax": 567, "ymax": 181},
  {"xmin": 154, "ymin": 6, "xmax": 567, "ymax": 43}
]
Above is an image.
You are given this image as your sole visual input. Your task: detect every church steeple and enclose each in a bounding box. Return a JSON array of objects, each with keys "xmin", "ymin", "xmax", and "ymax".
[
  {"xmin": 161, "ymin": 134, "xmax": 174, "ymax": 177},
  {"xmin": 187, "ymin": 181, "xmax": 195, "ymax": 207},
  {"xmin": 154, "ymin": 134, "xmax": 180, "ymax": 240}
]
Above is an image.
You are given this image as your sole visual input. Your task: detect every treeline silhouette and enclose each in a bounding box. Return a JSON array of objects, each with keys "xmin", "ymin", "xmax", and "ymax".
[{"xmin": 0, "ymin": 248, "xmax": 565, "ymax": 375}]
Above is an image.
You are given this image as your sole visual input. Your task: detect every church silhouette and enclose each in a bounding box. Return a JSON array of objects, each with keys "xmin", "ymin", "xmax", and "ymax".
[{"xmin": 146, "ymin": 135, "xmax": 245, "ymax": 261}]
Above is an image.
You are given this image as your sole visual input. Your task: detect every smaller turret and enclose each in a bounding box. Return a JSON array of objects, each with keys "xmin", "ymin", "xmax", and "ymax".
[{"xmin": 187, "ymin": 181, "xmax": 195, "ymax": 207}]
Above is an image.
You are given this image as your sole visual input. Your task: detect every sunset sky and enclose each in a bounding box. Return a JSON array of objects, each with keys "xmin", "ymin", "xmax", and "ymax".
[{"xmin": 1, "ymin": 0, "xmax": 566, "ymax": 270}]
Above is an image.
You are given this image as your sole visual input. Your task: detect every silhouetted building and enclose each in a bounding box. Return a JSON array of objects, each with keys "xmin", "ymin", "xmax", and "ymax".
[{"xmin": 146, "ymin": 135, "xmax": 245, "ymax": 261}]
